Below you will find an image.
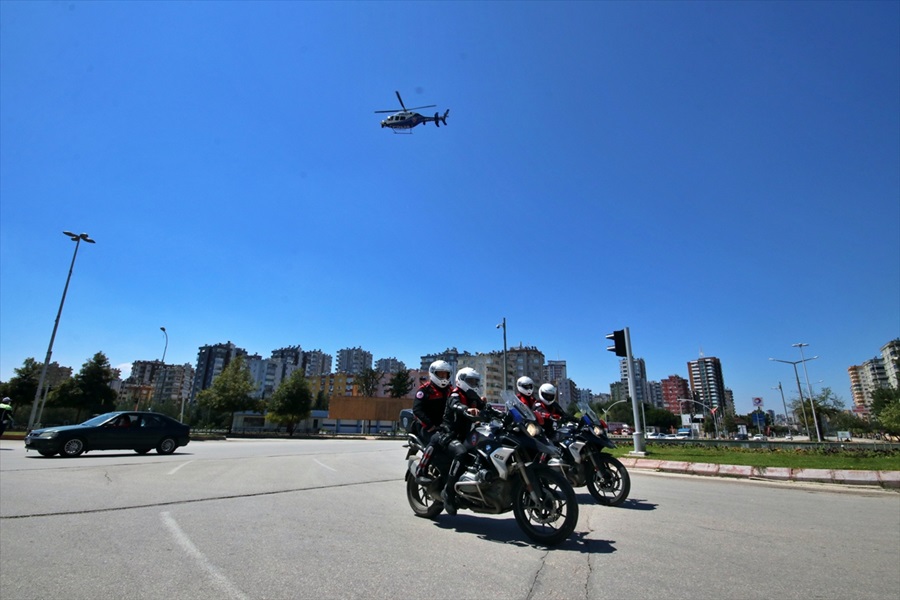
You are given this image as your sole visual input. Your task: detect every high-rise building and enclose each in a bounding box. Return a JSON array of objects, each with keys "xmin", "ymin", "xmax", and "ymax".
[
  {"xmin": 661, "ymin": 374, "xmax": 690, "ymax": 414},
  {"xmin": 687, "ymin": 356, "xmax": 726, "ymax": 414},
  {"xmin": 457, "ymin": 352, "xmax": 505, "ymax": 403},
  {"xmin": 881, "ymin": 339, "xmax": 900, "ymax": 389},
  {"xmin": 420, "ymin": 348, "xmax": 467, "ymax": 376},
  {"xmin": 848, "ymin": 356, "xmax": 889, "ymax": 412},
  {"xmin": 192, "ymin": 341, "xmax": 247, "ymax": 401},
  {"xmin": 619, "ymin": 357, "xmax": 650, "ymax": 406},
  {"xmin": 375, "ymin": 357, "xmax": 406, "ymax": 373},
  {"xmin": 336, "ymin": 347, "xmax": 372, "ymax": 375},
  {"xmin": 302, "ymin": 349, "xmax": 332, "ymax": 377},
  {"xmin": 507, "ymin": 345, "xmax": 545, "ymax": 384}
]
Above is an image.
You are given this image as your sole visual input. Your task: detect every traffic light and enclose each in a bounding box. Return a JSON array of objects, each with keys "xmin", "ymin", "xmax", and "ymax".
[{"xmin": 606, "ymin": 329, "xmax": 626, "ymax": 357}]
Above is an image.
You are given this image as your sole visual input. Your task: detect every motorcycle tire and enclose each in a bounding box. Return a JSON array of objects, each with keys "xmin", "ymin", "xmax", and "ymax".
[
  {"xmin": 512, "ymin": 467, "xmax": 578, "ymax": 547},
  {"xmin": 587, "ymin": 455, "xmax": 631, "ymax": 507},
  {"xmin": 405, "ymin": 472, "xmax": 444, "ymax": 520}
]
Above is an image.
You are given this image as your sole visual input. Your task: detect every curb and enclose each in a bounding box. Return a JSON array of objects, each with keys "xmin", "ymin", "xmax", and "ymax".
[{"xmin": 619, "ymin": 458, "xmax": 900, "ymax": 490}]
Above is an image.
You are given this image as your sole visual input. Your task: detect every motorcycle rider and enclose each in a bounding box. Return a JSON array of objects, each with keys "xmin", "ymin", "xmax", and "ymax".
[
  {"xmin": 533, "ymin": 383, "xmax": 568, "ymax": 433},
  {"xmin": 413, "ymin": 360, "xmax": 453, "ymax": 482},
  {"xmin": 515, "ymin": 376, "xmax": 536, "ymax": 409},
  {"xmin": 440, "ymin": 367, "xmax": 486, "ymax": 515}
]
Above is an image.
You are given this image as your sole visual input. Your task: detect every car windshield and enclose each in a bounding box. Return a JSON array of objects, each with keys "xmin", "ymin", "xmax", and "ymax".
[{"xmin": 81, "ymin": 413, "xmax": 119, "ymax": 427}]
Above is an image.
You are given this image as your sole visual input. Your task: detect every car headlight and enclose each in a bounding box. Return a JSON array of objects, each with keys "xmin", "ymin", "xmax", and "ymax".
[
  {"xmin": 36, "ymin": 431, "xmax": 58, "ymax": 439},
  {"xmin": 526, "ymin": 423, "xmax": 542, "ymax": 437}
]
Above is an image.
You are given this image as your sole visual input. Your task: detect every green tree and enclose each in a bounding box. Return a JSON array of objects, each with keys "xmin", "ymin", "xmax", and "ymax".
[
  {"xmin": 2, "ymin": 358, "xmax": 42, "ymax": 413},
  {"xmin": 644, "ymin": 406, "xmax": 679, "ymax": 432},
  {"xmin": 313, "ymin": 390, "xmax": 329, "ymax": 411},
  {"xmin": 387, "ymin": 369, "xmax": 414, "ymax": 398},
  {"xmin": 48, "ymin": 352, "xmax": 117, "ymax": 421},
  {"xmin": 356, "ymin": 368, "xmax": 383, "ymax": 397},
  {"xmin": 870, "ymin": 386, "xmax": 900, "ymax": 420},
  {"xmin": 196, "ymin": 355, "xmax": 258, "ymax": 432},
  {"xmin": 268, "ymin": 371, "xmax": 313, "ymax": 436},
  {"xmin": 878, "ymin": 401, "xmax": 900, "ymax": 434}
]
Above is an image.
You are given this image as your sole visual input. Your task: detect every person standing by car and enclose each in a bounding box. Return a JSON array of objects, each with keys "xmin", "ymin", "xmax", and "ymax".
[
  {"xmin": 0, "ymin": 398, "xmax": 13, "ymax": 438},
  {"xmin": 413, "ymin": 360, "xmax": 453, "ymax": 481}
]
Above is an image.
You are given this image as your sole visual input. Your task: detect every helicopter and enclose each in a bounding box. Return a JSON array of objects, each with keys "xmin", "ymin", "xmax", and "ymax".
[{"xmin": 376, "ymin": 91, "xmax": 449, "ymax": 132}]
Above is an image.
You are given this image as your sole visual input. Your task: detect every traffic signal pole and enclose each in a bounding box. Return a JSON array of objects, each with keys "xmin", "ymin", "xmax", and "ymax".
[{"xmin": 607, "ymin": 327, "xmax": 645, "ymax": 455}]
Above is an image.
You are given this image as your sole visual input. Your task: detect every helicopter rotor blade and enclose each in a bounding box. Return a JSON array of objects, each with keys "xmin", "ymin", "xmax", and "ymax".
[
  {"xmin": 405, "ymin": 104, "xmax": 437, "ymax": 110},
  {"xmin": 395, "ymin": 91, "xmax": 406, "ymax": 111}
]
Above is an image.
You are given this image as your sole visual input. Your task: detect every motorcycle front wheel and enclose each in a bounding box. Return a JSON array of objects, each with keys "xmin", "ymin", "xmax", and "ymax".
[
  {"xmin": 587, "ymin": 455, "xmax": 631, "ymax": 506},
  {"xmin": 512, "ymin": 468, "xmax": 578, "ymax": 546},
  {"xmin": 406, "ymin": 472, "xmax": 444, "ymax": 520}
]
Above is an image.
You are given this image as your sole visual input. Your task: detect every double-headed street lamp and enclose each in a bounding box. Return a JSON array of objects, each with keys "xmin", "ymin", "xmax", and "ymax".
[
  {"xmin": 770, "ymin": 355, "xmax": 820, "ymax": 442},
  {"xmin": 27, "ymin": 231, "xmax": 95, "ymax": 431},
  {"xmin": 684, "ymin": 399, "xmax": 719, "ymax": 439}
]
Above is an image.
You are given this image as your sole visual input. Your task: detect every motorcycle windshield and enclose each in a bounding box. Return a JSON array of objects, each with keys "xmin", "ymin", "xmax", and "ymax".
[
  {"xmin": 577, "ymin": 401, "xmax": 601, "ymax": 426},
  {"xmin": 501, "ymin": 390, "xmax": 538, "ymax": 424}
]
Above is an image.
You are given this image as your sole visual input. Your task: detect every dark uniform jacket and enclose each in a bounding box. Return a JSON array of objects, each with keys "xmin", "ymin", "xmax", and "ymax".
[
  {"xmin": 442, "ymin": 387, "xmax": 486, "ymax": 441},
  {"xmin": 412, "ymin": 382, "xmax": 451, "ymax": 432}
]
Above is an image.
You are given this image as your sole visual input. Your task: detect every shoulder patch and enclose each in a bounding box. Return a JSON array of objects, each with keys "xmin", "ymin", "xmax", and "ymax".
[{"xmin": 416, "ymin": 390, "xmax": 424, "ymax": 399}]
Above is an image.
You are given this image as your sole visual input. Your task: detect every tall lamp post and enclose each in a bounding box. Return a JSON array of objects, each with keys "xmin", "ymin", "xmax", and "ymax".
[
  {"xmin": 772, "ymin": 382, "xmax": 793, "ymax": 435},
  {"xmin": 27, "ymin": 231, "xmax": 95, "ymax": 431},
  {"xmin": 496, "ymin": 318, "xmax": 508, "ymax": 392},
  {"xmin": 153, "ymin": 327, "xmax": 169, "ymax": 407},
  {"xmin": 686, "ymin": 399, "xmax": 719, "ymax": 439},
  {"xmin": 793, "ymin": 343, "xmax": 822, "ymax": 441},
  {"xmin": 770, "ymin": 356, "xmax": 819, "ymax": 441}
]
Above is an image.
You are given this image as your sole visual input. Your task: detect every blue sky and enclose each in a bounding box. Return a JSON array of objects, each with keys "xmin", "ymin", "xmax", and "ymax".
[{"xmin": 1, "ymin": 1, "xmax": 898, "ymax": 415}]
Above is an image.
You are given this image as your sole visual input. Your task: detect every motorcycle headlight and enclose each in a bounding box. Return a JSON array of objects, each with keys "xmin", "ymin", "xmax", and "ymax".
[
  {"xmin": 593, "ymin": 425, "xmax": 605, "ymax": 436},
  {"xmin": 526, "ymin": 423, "xmax": 542, "ymax": 437}
]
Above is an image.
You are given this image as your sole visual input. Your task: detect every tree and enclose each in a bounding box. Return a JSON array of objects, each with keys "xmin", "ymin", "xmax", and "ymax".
[
  {"xmin": 267, "ymin": 371, "xmax": 313, "ymax": 436},
  {"xmin": 870, "ymin": 386, "xmax": 900, "ymax": 419},
  {"xmin": 313, "ymin": 390, "xmax": 329, "ymax": 411},
  {"xmin": 2, "ymin": 358, "xmax": 42, "ymax": 412},
  {"xmin": 789, "ymin": 387, "xmax": 844, "ymax": 439},
  {"xmin": 196, "ymin": 355, "xmax": 258, "ymax": 432},
  {"xmin": 878, "ymin": 401, "xmax": 900, "ymax": 434},
  {"xmin": 356, "ymin": 368, "xmax": 383, "ymax": 397},
  {"xmin": 644, "ymin": 406, "xmax": 679, "ymax": 432},
  {"xmin": 387, "ymin": 369, "xmax": 414, "ymax": 398},
  {"xmin": 47, "ymin": 352, "xmax": 118, "ymax": 421}
]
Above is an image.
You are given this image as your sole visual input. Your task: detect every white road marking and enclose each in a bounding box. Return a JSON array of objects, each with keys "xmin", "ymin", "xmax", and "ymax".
[
  {"xmin": 313, "ymin": 458, "xmax": 336, "ymax": 472},
  {"xmin": 167, "ymin": 461, "xmax": 193, "ymax": 475},
  {"xmin": 160, "ymin": 511, "xmax": 249, "ymax": 600}
]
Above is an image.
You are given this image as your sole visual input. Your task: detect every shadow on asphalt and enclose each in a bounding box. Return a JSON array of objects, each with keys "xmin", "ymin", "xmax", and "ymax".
[
  {"xmin": 431, "ymin": 513, "xmax": 617, "ymax": 553},
  {"xmin": 573, "ymin": 492, "xmax": 658, "ymax": 511},
  {"xmin": 24, "ymin": 451, "xmax": 194, "ymax": 459}
]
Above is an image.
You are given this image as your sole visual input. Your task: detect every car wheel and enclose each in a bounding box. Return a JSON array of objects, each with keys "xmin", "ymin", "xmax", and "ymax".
[
  {"xmin": 60, "ymin": 438, "xmax": 85, "ymax": 457},
  {"xmin": 156, "ymin": 437, "xmax": 177, "ymax": 455},
  {"xmin": 134, "ymin": 448, "xmax": 152, "ymax": 454},
  {"xmin": 38, "ymin": 450, "xmax": 57, "ymax": 457}
]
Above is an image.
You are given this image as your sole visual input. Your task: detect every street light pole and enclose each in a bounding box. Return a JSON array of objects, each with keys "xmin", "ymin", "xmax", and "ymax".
[
  {"xmin": 686, "ymin": 399, "xmax": 719, "ymax": 439},
  {"xmin": 793, "ymin": 343, "xmax": 821, "ymax": 442},
  {"xmin": 496, "ymin": 318, "xmax": 508, "ymax": 392},
  {"xmin": 773, "ymin": 382, "xmax": 792, "ymax": 435},
  {"xmin": 27, "ymin": 231, "xmax": 95, "ymax": 431},
  {"xmin": 770, "ymin": 357, "xmax": 818, "ymax": 441},
  {"xmin": 153, "ymin": 326, "xmax": 169, "ymax": 407}
]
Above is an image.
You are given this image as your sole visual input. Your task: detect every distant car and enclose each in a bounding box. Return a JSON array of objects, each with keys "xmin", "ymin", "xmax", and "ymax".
[
  {"xmin": 751, "ymin": 434, "xmax": 767, "ymax": 441},
  {"xmin": 645, "ymin": 431, "xmax": 666, "ymax": 439},
  {"xmin": 664, "ymin": 434, "xmax": 679, "ymax": 440},
  {"xmin": 733, "ymin": 433, "xmax": 749, "ymax": 441},
  {"xmin": 25, "ymin": 411, "xmax": 190, "ymax": 458}
]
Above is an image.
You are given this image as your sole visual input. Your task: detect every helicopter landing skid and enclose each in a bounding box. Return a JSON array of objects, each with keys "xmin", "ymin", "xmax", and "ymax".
[{"xmin": 390, "ymin": 128, "xmax": 414, "ymax": 135}]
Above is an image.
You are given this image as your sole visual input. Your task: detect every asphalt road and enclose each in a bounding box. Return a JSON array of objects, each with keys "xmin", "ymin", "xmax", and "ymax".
[{"xmin": 1, "ymin": 438, "xmax": 898, "ymax": 600}]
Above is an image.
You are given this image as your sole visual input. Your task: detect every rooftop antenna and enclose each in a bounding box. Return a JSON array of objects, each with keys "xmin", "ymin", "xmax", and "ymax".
[{"xmin": 698, "ymin": 345, "xmax": 704, "ymax": 358}]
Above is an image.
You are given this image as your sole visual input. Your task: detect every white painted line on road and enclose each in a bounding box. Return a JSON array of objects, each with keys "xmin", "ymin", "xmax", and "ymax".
[
  {"xmin": 313, "ymin": 458, "xmax": 337, "ymax": 472},
  {"xmin": 167, "ymin": 461, "xmax": 193, "ymax": 476},
  {"xmin": 160, "ymin": 511, "xmax": 249, "ymax": 600}
]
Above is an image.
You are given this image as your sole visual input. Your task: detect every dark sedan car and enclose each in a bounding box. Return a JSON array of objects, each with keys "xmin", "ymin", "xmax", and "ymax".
[{"xmin": 25, "ymin": 411, "xmax": 190, "ymax": 458}]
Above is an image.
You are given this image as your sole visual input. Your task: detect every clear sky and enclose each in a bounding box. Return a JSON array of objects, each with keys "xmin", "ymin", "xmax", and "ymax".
[{"xmin": 1, "ymin": 1, "xmax": 898, "ymax": 415}]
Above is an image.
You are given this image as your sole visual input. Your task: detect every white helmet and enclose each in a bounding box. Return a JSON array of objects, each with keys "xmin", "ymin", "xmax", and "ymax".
[
  {"xmin": 455, "ymin": 367, "xmax": 481, "ymax": 392},
  {"xmin": 516, "ymin": 376, "xmax": 534, "ymax": 396},
  {"xmin": 539, "ymin": 383, "xmax": 557, "ymax": 404},
  {"xmin": 428, "ymin": 360, "xmax": 452, "ymax": 388}
]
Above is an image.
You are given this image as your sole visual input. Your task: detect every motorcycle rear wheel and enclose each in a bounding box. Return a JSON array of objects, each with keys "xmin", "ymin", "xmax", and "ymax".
[
  {"xmin": 587, "ymin": 455, "xmax": 631, "ymax": 506},
  {"xmin": 406, "ymin": 473, "xmax": 444, "ymax": 519},
  {"xmin": 513, "ymin": 468, "xmax": 578, "ymax": 546}
]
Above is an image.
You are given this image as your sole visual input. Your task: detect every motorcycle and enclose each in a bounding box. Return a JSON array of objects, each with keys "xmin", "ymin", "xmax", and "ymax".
[
  {"xmin": 402, "ymin": 392, "xmax": 579, "ymax": 547},
  {"xmin": 549, "ymin": 401, "xmax": 631, "ymax": 506}
]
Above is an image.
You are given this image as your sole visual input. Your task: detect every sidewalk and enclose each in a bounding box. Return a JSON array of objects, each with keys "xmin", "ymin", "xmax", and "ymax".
[{"xmin": 620, "ymin": 456, "xmax": 900, "ymax": 489}]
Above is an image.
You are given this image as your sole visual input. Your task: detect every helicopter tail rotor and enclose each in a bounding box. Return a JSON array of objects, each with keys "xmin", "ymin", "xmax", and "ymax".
[{"xmin": 434, "ymin": 109, "xmax": 449, "ymax": 127}]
